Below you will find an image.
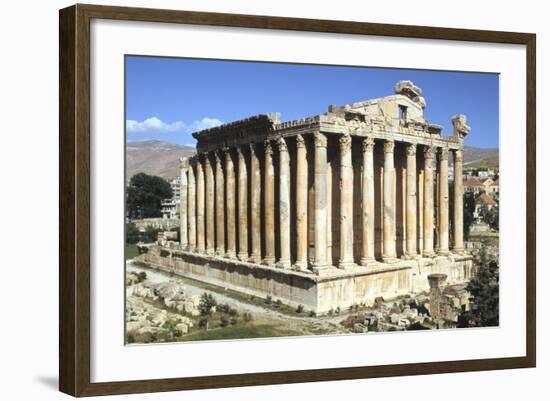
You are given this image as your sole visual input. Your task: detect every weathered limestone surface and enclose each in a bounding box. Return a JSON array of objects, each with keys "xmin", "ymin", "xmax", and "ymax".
[
  {"xmin": 295, "ymin": 134, "xmax": 308, "ymax": 270},
  {"xmin": 170, "ymin": 81, "xmax": 473, "ymax": 312}
]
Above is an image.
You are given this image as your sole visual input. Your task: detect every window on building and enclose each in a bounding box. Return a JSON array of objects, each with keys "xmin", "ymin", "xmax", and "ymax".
[{"xmin": 399, "ymin": 105, "xmax": 408, "ymax": 124}]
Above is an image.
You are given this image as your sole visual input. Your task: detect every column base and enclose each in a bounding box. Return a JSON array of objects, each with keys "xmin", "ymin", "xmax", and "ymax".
[
  {"xmin": 437, "ymin": 249, "xmax": 450, "ymax": 256},
  {"xmin": 293, "ymin": 260, "xmax": 308, "ymax": 271},
  {"xmin": 382, "ymin": 256, "xmax": 399, "ymax": 264},
  {"xmin": 403, "ymin": 253, "xmax": 420, "ymax": 260},
  {"xmin": 262, "ymin": 256, "xmax": 276, "ymax": 266},
  {"xmin": 312, "ymin": 264, "xmax": 332, "ymax": 275},
  {"xmin": 276, "ymin": 259, "xmax": 291, "ymax": 269},
  {"xmin": 215, "ymin": 249, "xmax": 224, "ymax": 256},
  {"xmin": 249, "ymin": 253, "xmax": 262, "ymax": 264},
  {"xmin": 452, "ymin": 247, "xmax": 465, "ymax": 255},
  {"xmin": 360, "ymin": 257, "xmax": 378, "ymax": 268},
  {"xmin": 224, "ymin": 251, "xmax": 237, "ymax": 259},
  {"xmin": 237, "ymin": 252, "xmax": 248, "ymax": 261},
  {"xmin": 338, "ymin": 260, "xmax": 355, "ymax": 270},
  {"xmin": 422, "ymin": 250, "xmax": 436, "ymax": 258},
  {"xmin": 206, "ymin": 248, "xmax": 215, "ymax": 255}
]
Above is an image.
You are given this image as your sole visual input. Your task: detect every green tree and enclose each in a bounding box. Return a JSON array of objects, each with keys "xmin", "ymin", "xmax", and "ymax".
[
  {"xmin": 463, "ymin": 192, "xmax": 476, "ymax": 240},
  {"xmin": 126, "ymin": 173, "xmax": 172, "ymax": 218},
  {"xmin": 126, "ymin": 222, "xmax": 141, "ymax": 244},
  {"xmin": 458, "ymin": 255, "xmax": 499, "ymax": 328}
]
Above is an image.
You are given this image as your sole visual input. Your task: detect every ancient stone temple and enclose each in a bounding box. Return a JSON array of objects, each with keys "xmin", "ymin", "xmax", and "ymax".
[{"xmin": 141, "ymin": 81, "xmax": 474, "ymax": 314}]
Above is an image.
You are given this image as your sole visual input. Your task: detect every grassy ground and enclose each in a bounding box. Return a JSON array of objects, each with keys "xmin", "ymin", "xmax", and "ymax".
[
  {"xmin": 179, "ymin": 322, "xmax": 303, "ymax": 342},
  {"xmin": 126, "ymin": 244, "xmax": 140, "ymax": 260}
]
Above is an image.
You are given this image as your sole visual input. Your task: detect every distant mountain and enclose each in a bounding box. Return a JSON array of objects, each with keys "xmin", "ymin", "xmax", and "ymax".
[
  {"xmin": 462, "ymin": 146, "xmax": 499, "ymax": 169},
  {"xmin": 126, "ymin": 140, "xmax": 499, "ymax": 181},
  {"xmin": 126, "ymin": 140, "xmax": 195, "ymax": 181}
]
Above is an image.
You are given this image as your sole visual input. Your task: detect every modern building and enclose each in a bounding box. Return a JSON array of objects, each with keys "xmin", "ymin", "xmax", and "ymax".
[{"xmin": 139, "ymin": 81, "xmax": 474, "ymax": 313}]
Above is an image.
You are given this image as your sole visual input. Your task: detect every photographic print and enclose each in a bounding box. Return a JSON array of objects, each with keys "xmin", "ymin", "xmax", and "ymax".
[{"xmin": 124, "ymin": 56, "xmax": 499, "ymax": 344}]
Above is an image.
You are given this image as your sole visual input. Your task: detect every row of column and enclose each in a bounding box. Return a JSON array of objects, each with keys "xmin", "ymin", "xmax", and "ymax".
[{"xmin": 179, "ymin": 133, "xmax": 465, "ymax": 272}]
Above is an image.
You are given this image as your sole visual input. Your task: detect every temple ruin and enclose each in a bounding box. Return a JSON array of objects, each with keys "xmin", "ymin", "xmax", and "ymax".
[{"xmin": 139, "ymin": 81, "xmax": 474, "ymax": 314}]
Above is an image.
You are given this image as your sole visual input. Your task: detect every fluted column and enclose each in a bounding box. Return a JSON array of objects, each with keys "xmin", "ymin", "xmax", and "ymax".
[
  {"xmin": 382, "ymin": 140, "xmax": 397, "ymax": 262},
  {"xmin": 295, "ymin": 134, "xmax": 308, "ymax": 270},
  {"xmin": 361, "ymin": 137, "xmax": 376, "ymax": 266},
  {"xmin": 313, "ymin": 132, "xmax": 329, "ymax": 272},
  {"xmin": 263, "ymin": 142, "xmax": 276, "ymax": 265},
  {"xmin": 339, "ymin": 133, "xmax": 354, "ymax": 268},
  {"xmin": 250, "ymin": 143, "xmax": 261, "ymax": 263},
  {"xmin": 187, "ymin": 158, "xmax": 196, "ymax": 251},
  {"xmin": 406, "ymin": 144, "xmax": 418, "ymax": 257},
  {"xmin": 214, "ymin": 152, "xmax": 225, "ymax": 255},
  {"xmin": 423, "ymin": 146, "xmax": 435, "ymax": 256},
  {"xmin": 237, "ymin": 147, "xmax": 248, "ymax": 261},
  {"xmin": 438, "ymin": 147, "xmax": 449, "ymax": 255},
  {"xmin": 196, "ymin": 156, "xmax": 205, "ymax": 252},
  {"xmin": 224, "ymin": 148, "xmax": 237, "ymax": 259},
  {"xmin": 179, "ymin": 158, "xmax": 189, "ymax": 250},
  {"xmin": 453, "ymin": 149, "xmax": 464, "ymax": 253},
  {"xmin": 204, "ymin": 154, "xmax": 215, "ymax": 255},
  {"xmin": 277, "ymin": 137, "xmax": 291, "ymax": 269}
]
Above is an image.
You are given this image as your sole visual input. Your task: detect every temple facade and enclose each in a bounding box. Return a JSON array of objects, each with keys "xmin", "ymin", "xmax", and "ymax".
[{"xmin": 140, "ymin": 81, "xmax": 474, "ymax": 314}]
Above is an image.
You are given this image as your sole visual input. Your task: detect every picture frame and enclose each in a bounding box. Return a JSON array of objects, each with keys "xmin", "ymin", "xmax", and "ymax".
[{"xmin": 59, "ymin": 3, "xmax": 536, "ymax": 397}]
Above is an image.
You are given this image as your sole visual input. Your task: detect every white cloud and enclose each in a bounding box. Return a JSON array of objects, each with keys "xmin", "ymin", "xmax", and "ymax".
[{"xmin": 126, "ymin": 116, "xmax": 223, "ymax": 135}]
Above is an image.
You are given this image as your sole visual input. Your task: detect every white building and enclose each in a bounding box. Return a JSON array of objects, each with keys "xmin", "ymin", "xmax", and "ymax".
[{"xmin": 161, "ymin": 176, "xmax": 181, "ymax": 219}]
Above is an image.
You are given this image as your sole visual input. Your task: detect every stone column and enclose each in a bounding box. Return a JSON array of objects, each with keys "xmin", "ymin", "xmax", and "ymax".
[
  {"xmin": 237, "ymin": 147, "xmax": 248, "ymax": 261},
  {"xmin": 453, "ymin": 149, "xmax": 464, "ymax": 253},
  {"xmin": 224, "ymin": 148, "xmax": 237, "ymax": 259},
  {"xmin": 423, "ymin": 146, "xmax": 435, "ymax": 256},
  {"xmin": 361, "ymin": 137, "xmax": 376, "ymax": 266},
  {"xmin": 179, "ymin": 158, "xmax": 189, "ymax": 250},
  {"xmin": 187, "ymin": 158, "xmax": 196, "ymax": 251},
  {"xmin": 406, "ymin": 144, "xmax": 417, "ymax": 257},
  {"xmin": 338, "ymin": 133, "xmax": 354, "ymax": 268},
  {"xmin": 382, "ymin": 140, "xmax": 397, "ymax": 262},
  {"xmin": 295, "ymin": 134, "xmax": 308, "ymax": 270},
  {"xmin": 214, "ymin": 151, "xmax": 225, "ymax": 255},
  {"xmin": 249, "ymin": 143, "xmax": 261, "ymax": 263},
  {"xmin": 195, "ymin": 156, "xmax": 205, "ymax": 252},
  {"xmin": 438, "ymin": 147, "xmax": 450, "ymax": 255},
  {"xmin": 263, "ymin": 141, "xmax": 276, "ymax": 265},
  {"xmin": 277, "ymin": 137, "xmax": 291, "ymax": 268},
  {"xmin": 204, "ymin": 153, "xmax": 215, "ymax": 255},
  {"xmin": 313, "ymin": 132, "xmax": 329, "ymax": 272}
]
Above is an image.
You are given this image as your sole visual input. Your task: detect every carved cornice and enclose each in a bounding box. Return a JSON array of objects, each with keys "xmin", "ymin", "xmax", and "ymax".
[{"xmin": 384, "ymin": 140, "xmax": 395, "ymax": 153}]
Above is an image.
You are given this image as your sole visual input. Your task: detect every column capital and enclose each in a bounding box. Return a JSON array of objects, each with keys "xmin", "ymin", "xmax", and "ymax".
[
  {"xmin": 180, "ymin": 157, "xmax": 189, "ymax": 169},
  {"xmin": 236, "ymin": 146, "xmax": 245, "ymax": 157},
  {"xmin": 423, "ymin": 145, "xmax": 434, "ymax": 159},
  {"xmin": 362, "ymin": 137, "xmax": 375, "ymax": 153},
  {"xmin": 384, "ymin": 140, "xmax": 395, "ymax": 153},
  {"xmin": 406, "ymin": 143, "xmax": 417, "ymax": 156},
  {"xmin": 277, "ymin": 136, "xmax": 288, "ymax": 152},
  {"xmin": 249, "ymin": 142, "xmax": 258, "ymax": 155},
  {"xmin": 453, "ymin": 148, "xmax": 464, "ymax": 162},
  {"xmin": 339, "ymin": 133, "xmax": 352, "ymax": 149},
  {"xmin": 314, "ymin": 132, "xmax": 327, "ymax": 148},
  {"xmin": 437, "ymin": 147, "xmax": 449, "ymax": 161},
  {"xmin": 296, "ymin": 133, "xmax": 306, "ymax": 148},
  {"xmin": 213, "ymin": 151, "xmax": 222, "ymax": 164},
  {"xmin": 222, "ymin": 147, "xmax": 232, "ymax": 162},
  {"xmin": 264, "ymin": 141, "xmax": 273, "ymax": 156}
]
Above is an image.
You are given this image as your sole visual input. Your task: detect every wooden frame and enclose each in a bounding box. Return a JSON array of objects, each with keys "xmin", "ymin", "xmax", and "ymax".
[{"xmin": 59, "ymin": 3, "xmax": 536, "ymax": 397}]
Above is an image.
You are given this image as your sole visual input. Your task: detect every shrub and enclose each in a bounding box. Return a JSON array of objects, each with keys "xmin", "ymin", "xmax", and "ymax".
[
  {"xmin": 199, "ymin": 293, "xmax": 217, "ymax": 316},
  {"xmin": 220, "ymin": 316, "xmax": 229, "ymax": 327},
  {"xmin": 228, "ymin": 308, "xmax": 238, "ymax": 317},
  {"xmin": 138, "ymin": 271, "xmax": 147, "ymax": 281},
  {"xmin": 265, "ymin": 295, "xmax": 272, "ymax": 304},
  {"xmin": 230, "ymin": 317, "xmax": 237, "ymax": 325},
  {"xmin": 126, "ymin": 334, "xmax": 135, "ymax": 344},
  {"xmin": 296, "ymin": 304, "xmax": 304, "ymax": 314},
  {"xmin": 198, "ymin": 318, "xmax": 209, "ymax": 330},
  {"xmin": 308, "ymin": 311, "xmax": 315, "ymax": 318},
  {"xmin": 243, "ymin": 312, "xmax": 252, "ymax": 322},
  {"xmin": 274, "ymin": 299, "xmax": 282, "ymax": 308}
]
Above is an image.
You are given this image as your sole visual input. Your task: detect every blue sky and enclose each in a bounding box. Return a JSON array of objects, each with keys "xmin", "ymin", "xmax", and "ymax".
[{"xmin": 126, "ymin": 56, "xmax": 499, "ymax": 148}]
